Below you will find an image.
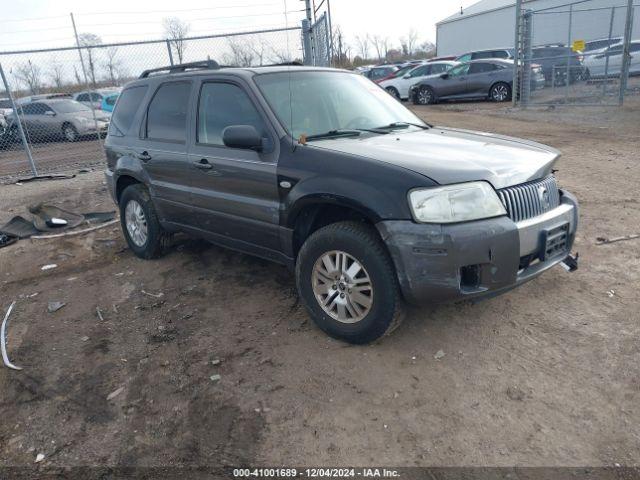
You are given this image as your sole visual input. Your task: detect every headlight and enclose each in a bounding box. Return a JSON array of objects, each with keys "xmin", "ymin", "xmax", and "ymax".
[{"xmin": 408, "ymin": 182, "xmax": 506, "ymax": 223}]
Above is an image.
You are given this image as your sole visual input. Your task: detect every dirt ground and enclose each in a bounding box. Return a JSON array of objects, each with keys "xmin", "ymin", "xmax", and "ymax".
[{"xmin": 0, "ymin": 100, "xmax": 639, "ymax": 472}]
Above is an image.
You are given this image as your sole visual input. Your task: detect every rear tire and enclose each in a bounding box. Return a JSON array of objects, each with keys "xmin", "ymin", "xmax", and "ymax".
[
  {"xmin": 296, "ymin": 221, "xmax": 404, "ymax": 344},
  {"xmin": 413, "ymin": 85, "xmax": 435, "ymax": 105},
  {"xmin": 489, "ymin": 82, "xmax": 511, "ymax": 102},
  {"xmin": 119, "ymin": 184, "xmax": 171, "ymax": 259}
]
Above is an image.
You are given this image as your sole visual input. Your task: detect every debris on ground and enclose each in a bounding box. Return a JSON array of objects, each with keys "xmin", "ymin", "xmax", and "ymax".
[
  {"xmin": 596, "ymin": 234, "xmax": 639, "ymax": 245},
  {"xmin": 41, "ymin": 264, "xmax": 58, "ymax": 271},
  {"xmin": 434, "ymin": 350, "xmax": 445, "ymax": 360},
  {"xmin": 0, "ymin": 233, "xmax": 18, "ymax": 249},
  {"xmin": 96, "ymin": 307, "xmax": 104, "ymax": 321},
  {"xmin": 210, "ymin": 374, "xmax": 222, "ymax": 383},
  {"xmin": 81, "ymin": 336, "xmax": 90, "ymax": 342},
  {"xmin": 141, "ymin": 290, "xmax": 164, "ymax": 299},
  {"xmin": 107, "ymin": 386, "xmax": 125, "ymax": 401},
  {"xmin": 47, "ymin": 301, "xmax": 66, "ymax": 313},
  {"xmin": 1, "ymin": 301, "xmax": 22, "ymax": 371},
  {"xmin": 607, "ymin": 290, "xmax": 615, "ymax": 298},
  {"xmin": 506, "ymin": 386, "xmax": 525, "ymax": 401},
  {"xmin": 211, "ymin": 359, "xmax": 221, "ymax": 366},
  {"xmin": 35, "ymin": 453, "xmax": 45, "ymax": 463}
]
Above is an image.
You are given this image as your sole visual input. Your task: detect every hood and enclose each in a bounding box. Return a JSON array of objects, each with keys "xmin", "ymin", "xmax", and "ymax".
[{"xmin": 309, "ymin": 127, "xmax": 560, "ymax": 189}]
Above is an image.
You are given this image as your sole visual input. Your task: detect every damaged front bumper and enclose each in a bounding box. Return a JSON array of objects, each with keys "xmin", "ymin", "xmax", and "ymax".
[{"xmin": 377, "ymin": 189, "xmax": 579, "ymax": 305}]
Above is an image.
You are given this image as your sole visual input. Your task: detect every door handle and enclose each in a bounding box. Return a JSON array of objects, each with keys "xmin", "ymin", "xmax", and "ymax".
[
  {"xmin": 137, "ymin": 151, "xmax": 152, "ymax": 162},
  {"xmin": 193, "ymin": 158, "xmax": 213, "ymax": 170}
]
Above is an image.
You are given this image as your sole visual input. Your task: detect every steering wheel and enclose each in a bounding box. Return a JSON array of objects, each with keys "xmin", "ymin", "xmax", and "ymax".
[{"xmin": 345, "ymin": 116, "xmax": 371, "ymax": 129}]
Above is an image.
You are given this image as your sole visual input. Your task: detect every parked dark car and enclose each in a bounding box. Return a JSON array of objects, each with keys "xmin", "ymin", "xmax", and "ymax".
[
  {"xmin": 531, "ymin": 46, "xmax": 584, "ymax": 85},
  {"xmin": 363, "ymin": 65, "xmax": 399, "ymax": 83},
  {"xmin": 105, "ymin": 61, "xmax": 578, "ymax": 344},
  {"xmin": 455, "ymin": 48, "xmax": 514, "ymax": 62},
  {"xmin": 410, "ymin": 59, "xmax": 544, "ymax": 105}
]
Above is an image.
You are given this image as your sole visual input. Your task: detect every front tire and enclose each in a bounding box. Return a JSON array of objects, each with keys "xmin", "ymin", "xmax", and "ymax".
[
  {"xmin": 413, "ymin": 85, "xmax": 435, "ymax": 105},
  {"xmin": 489, "ymin": 82, "xmax": 511, "ymax": 102},
  {"xmin": 296, "ymin": 221, "xmax": 404, "ymax": 344},
  {"xmin": 119, "ymin": 184, "xmax": 170, "ymax": 259},
  {"xmin": 62, "ymin": 123, "xmax": 79, "ymax": 142}
]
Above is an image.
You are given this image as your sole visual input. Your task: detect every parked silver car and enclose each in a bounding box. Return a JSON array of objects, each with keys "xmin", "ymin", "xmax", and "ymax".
[
  {"xmin": 410, "ymin": 59, "xmax": 544, "ymax": 105},
  {"xmin": 73, "ymin": 88, "xmax": 121, "ymax": 111},
  {"xmin": 6, "ymin": 99, "xmax": 109, "ymax": 142}
]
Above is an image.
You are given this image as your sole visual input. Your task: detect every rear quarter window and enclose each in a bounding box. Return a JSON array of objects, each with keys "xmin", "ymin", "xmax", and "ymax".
[
  {"xmin": 109, "ymin": 85, "xmax": 148, "ymax": 137},
  {"xmin": 145, "ymin": 81, "xmax": 191, "ymax": 142}
]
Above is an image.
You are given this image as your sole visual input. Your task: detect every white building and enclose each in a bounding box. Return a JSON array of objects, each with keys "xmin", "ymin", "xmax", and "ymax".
[{"xmin": 436, "ymin": 0, "xmax": 638, "ymax": 56}]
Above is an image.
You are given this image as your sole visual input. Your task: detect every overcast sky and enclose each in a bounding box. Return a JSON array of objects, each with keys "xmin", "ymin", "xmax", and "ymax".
[{"xmin": 0, "ymin": 0, "xmax": 479, "ymax": 52}]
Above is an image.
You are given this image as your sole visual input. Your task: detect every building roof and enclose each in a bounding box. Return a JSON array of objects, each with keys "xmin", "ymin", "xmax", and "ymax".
[{"xmin": 438, "ymin": 0, "xmax": 519, "ymax": 25}]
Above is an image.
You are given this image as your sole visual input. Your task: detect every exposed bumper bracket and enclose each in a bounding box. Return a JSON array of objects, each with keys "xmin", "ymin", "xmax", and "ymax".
[{"xmin": 560, "ymin": 252, "xmax": 579, "ymax": 272}]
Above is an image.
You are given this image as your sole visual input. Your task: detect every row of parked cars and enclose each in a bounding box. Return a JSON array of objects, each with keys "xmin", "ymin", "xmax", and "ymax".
[
  {"xmin": 359, "ymin": 38, "xmax": 640, "ymax": 105},
  {"xmin": 0, "ymin": 88, "xmax": 121, "ymax": 149}
]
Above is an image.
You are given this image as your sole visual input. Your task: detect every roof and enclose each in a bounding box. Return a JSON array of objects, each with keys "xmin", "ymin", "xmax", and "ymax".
[{"xmin": 438, "ymin": 0, "xmax": 520, "ymax": 25}]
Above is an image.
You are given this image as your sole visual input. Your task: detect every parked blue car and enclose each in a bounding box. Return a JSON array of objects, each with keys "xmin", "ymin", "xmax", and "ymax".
[{"xmin": 101, "ymin": 92, "xmax": 119, "ymax": 113}]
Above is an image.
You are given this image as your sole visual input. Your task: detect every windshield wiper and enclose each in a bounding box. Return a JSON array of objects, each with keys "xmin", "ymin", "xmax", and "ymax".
[
  {"xmin": 304, "ymin": 129, "xmax": 363, "ymax": 141},
  {"xmin": 372, "ymin": 121, "xmax": 431, "ymax": 131}
]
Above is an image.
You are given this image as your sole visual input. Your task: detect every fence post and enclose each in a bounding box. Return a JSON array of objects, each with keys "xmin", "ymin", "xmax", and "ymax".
[
  {"xmin": 166, "ymin": 40, "xmax": 174, "ymax": 66},
  {"xmin": 301, "ymin": 19, "xmax": 313, "ymax": 65},
  {"xmin": 0, "ymin": 62, "xmax": 38, "ymax": 177},
  {"xmin": 602, "ymin": 7, "xmax": 616, "ymax": 99},
  {"xmin": 619, "ymin": 0, "xmax": 634, "ymax": 106},
  {"xmin": 70, "ymin": 13, "xmax": 103, "ymax": 145},
  {"xmin": 565, "ymin": 4, "xmax": 573, "ymax": 103},
  {"xmin": 512, "ymin": 0, "xmax": 522, "ymax": 107}
]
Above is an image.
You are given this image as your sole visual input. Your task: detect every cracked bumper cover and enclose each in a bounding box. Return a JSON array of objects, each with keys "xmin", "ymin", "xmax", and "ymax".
[{"xmin": 377, "ymin": 189, "xmax": 578, "ymax": 305}]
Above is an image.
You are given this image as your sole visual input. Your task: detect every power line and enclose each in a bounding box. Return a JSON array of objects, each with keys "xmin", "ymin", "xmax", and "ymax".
[{"xmin": 75, "ymin": 3, "xmax": 283, "ymax": 16}]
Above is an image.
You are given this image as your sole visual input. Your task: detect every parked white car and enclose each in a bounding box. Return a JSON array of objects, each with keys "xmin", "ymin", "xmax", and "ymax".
[
  {"xmin": 583, "ymin": 40, "xmax": 640, "ymax": 78},
  {"xmin": 379, "ymin": 61, "xmax": 458, "ymax": 100}
]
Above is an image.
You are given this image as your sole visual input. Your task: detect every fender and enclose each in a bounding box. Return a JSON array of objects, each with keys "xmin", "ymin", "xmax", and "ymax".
[{"xmin": 113, "ymin": 154, "xmax": 153, "ymax": 199}]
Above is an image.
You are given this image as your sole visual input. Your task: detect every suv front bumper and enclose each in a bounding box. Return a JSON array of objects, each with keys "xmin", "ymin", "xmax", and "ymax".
[{"xmin": 377, "ymin": 189, "xmax": 578, "ymax": 305}]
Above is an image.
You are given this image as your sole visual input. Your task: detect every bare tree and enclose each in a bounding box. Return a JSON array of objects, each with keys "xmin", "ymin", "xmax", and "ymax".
[
  {"xmin": 78, "ymin": 32, "xmax": 102, "ymax": 85},
  {"xmin": 248, "ymin": 39, "xmax": 267, "ymax": 66},
  {"xmin": 49, "ymin": 58, "xmax": 65, "ymax": 89},
  {"xmin": 267, "ymin": 45, "xmax": 293, "ymax": 64},
  {"xmin": 355, "ymin": 35, "xmax": 370, "ymax": 60},
  {"xmin": 104, "ymin": 46, "xmax": 122, "ymax": 85},
  {"xmin": 73, "ymin": 65, "xmax": 82, "ymax": 86},
  {"xmin": 332, "ymin": 26, "xmax": 351, "ymax": 68},
  {"xmin": 14, "ymin": 60, "xmax": 42, "ymax": 94},
  {"xmin": 400, "ymin": 29, "xmax": 419, "ymax": 57},
  {"xmin": 371, "ymin": 35, "xmax": 389, "ymax": 62},
  {"xmin": 224, "ymin": 38, "xmax": 255, "ymax": 67},
  {"xmin": 163, "ymin": 17, "xmax": 190, "ymax": 63}
]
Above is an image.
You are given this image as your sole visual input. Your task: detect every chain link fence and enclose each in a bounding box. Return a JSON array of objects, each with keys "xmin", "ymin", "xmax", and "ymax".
[
  {"xmin": 0, "ymin": 26, "xmax": 305, "ymax": 181},
  {"xmin": 515, "ymin": 0, "xmax": 638, "ymax": 107}
]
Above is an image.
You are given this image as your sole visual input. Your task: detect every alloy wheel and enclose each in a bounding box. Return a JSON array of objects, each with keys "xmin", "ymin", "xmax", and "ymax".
[
  {"xmin": 418, "ymin": 87, "xmax": 432, "ymax": 105},
  {"xmin": 492, "ymin": 84, "xmax": 509, "ymax": 102},
  {"xmin": 125, "ymin": 199, "xmax": 148, "ymax": 247},
  {"xmin": 311, "ymin": 250, "xmax": 373, "ymax": 324}
]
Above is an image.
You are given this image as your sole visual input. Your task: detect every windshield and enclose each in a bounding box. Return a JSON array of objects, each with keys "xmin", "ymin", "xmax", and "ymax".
[
  {"xmin": 255, "ymin": 71, "xmax": 426, "ymax": 140},
  {"xmin": 53, "ymin": 100, "xmax": 91, "ymax": 113}
]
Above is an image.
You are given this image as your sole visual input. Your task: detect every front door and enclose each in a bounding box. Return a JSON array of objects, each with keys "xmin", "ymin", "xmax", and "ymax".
[
  {"xmin": 135, "ymin": 80, "xmax": 195, "ymax": 224},
  {"xmin": 465, "ymin": 62, "xmax": 499, "ymax": 96},
  {"xmin": 439, "ymin": 63, "xmax": 470, "ymax": 98},
  {"xmin": 186, "ymin": 79, "xmax": 281, "ymax": 254}
]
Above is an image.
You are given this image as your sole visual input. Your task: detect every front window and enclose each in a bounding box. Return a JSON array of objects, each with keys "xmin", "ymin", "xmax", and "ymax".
[
  {"xmin": 255, "ymin": 71, "xmax": 426, "ymax": 140},
  {"xmin": 449, "ymin": 64, "xmax": 470, "ymax": 77}
]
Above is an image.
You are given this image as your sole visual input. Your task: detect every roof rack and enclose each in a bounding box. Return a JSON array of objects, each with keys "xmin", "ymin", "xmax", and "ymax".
[{"xmin": 139, "ymin": 60, "xmax": 220, "ymax": 78}]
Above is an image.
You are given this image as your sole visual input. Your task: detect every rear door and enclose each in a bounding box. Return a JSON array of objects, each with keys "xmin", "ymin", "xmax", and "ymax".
[
  {"xmin": 186, "ymin": 78, "xmax": 281, "ymax": 253},
  {"xmin": 137, "ymin": 80, "xmax": 196, "ymax": 223},
  {"xmin": 466, "ymin": 62, "xmax": 500, "ymax": 96}
]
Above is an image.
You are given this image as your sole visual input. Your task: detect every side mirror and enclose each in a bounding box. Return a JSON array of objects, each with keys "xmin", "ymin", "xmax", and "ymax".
[
  {"xmin": 403, "ymin": 74, "xmax": 410, "ymax": 79},
  {"xmin": 222, "ymin": 125, "xmax": 262, "ymax": 151},
  {"xmin": 440, "ymin": 73, "xmax": 449, "ymax": 79}
]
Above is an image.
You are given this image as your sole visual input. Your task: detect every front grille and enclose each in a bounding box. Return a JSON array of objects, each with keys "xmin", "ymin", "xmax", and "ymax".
[{"xmin": 497, "ymin": 175, "xmax": 560, "ymax": 222}]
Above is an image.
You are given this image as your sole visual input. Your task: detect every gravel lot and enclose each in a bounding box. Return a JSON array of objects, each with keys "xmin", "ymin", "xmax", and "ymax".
[{"xmin": 0, "ymin": 100, "xmax": 639, "ymax": 471}]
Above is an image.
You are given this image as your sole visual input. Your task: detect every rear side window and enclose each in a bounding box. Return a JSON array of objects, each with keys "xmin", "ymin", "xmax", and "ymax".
[
  {"xmin": 109, "ymin": 85, "xmax": 147, "ymax": 136},
  {"xmin": 430, "ymin": 63, "xmax": 449, "ymax": 74},
  {"xmin": 469, "ymin": 63, "xmax": 497, "ymax": 74},
  {"xmin": 146, "ymin": 81, "xmax": 191, "ymax": 142},
  {"xmin": 492, "ymin": 50, "xmax": 510, "ymax": 58},
  {"xmin": 197, "ymin": 82, "xmax": 267, "ymax": 146},
  {"xmin": 472, "ymin": 51, "xmax": 493, "ymax": 59}
]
